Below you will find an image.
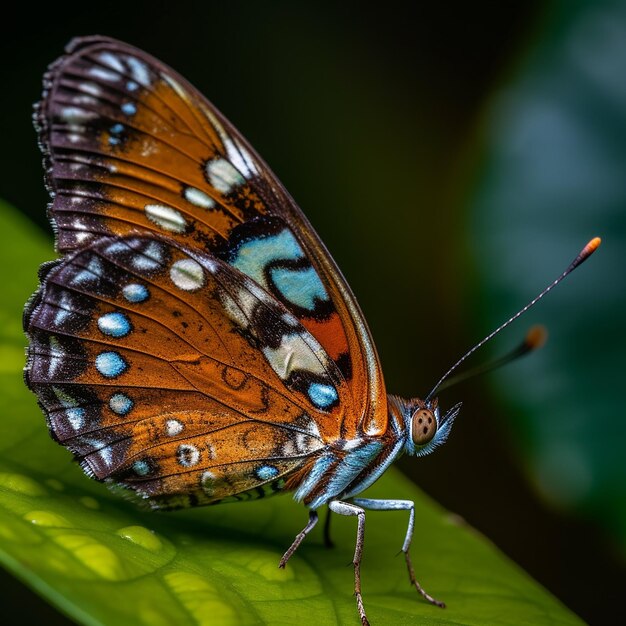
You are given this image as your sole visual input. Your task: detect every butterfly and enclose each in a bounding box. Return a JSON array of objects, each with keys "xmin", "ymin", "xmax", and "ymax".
[{"xmin": 23, "ymin": 36, "xmax": 600, "ymax": 625}]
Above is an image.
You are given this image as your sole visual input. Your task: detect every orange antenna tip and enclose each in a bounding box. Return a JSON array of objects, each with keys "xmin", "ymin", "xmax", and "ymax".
[
  {"xmin": 525, "ymin": 324, "xmax": 548, "ymax": 350},
  {"xmin": 584, "ymin": 236, "xmax": 602, "ymax": 255},
  {"xmin": 570, "ymin": 236, "xmax": 601, "ymax": 270},
  {"xmin": 580, "ymin": 236, "xmax": 601, "ymax": 260}
]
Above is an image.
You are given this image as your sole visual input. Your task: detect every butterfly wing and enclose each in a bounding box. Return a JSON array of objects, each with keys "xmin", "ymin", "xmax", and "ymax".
[
  {"xmin": 25, "ymin": 235, "xmax": 340, "ymax": 508},
  {"xmin": 26, "ymin": 36, "xmax": 388, "ymax": 507}
]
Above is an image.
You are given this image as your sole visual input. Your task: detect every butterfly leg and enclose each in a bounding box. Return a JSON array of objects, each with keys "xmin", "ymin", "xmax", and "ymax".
[
  {"xmin": 328, "ymin": 500, "xmax": 370, "ymax": 626},
  {"xmin": 323, "ymin": 507, "xmax": 334, "ymax": 548},
  {"xmin": 352, "ymin": 498, "xmax": 445, "ymax": 608},
  {"xmin": 279, "ymin": 510, "xmax": 319, "ymax": 568}
]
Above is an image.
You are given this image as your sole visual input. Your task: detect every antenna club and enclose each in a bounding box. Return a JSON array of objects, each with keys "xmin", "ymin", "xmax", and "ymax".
[
  {"xmin": 525, "ymin": 324, "xmax": 548, "ymax": 350},
  {"xmin": 577, "ymin": 237, "xmax": 601, "ymax": 265}
]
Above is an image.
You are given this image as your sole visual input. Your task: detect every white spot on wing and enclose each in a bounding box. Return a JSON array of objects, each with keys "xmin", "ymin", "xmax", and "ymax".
[
  {"xmin": 73, "ymin": 95, "xmax": 98, "ymax": 107},
  {"xmin": 144, "ymin": 203, "xmax": 187, "ymax": 233},
  {"xmin": 122, "ymin": 283, "xmax": 149, "ymax": 303},
  {"xmin": 262, "ymin": 334, "xmax": 327, "ymax": 380},
  {"xmin": 72, "ymin": 256, "xmax": 103, "ymax": 285},
  {"xmin": 176, "ymin": 444, "xmax": 200, "ymax": 467},
  {"xmin": 80, "ymin": 82, "xmax": 102, "ymax": 97},
  {"xmin": 85, "ymin": 438, "xmax": 113, "ymax": 467},
  {"xmin": 205, "ymin": 158, "xmax": 245, "ymax": 194},
  {"xmin": 60, "ymin": 107, "xmax": 95, "ymax": 124},
  {"xmin": 127, "ymin": 57, "xmax": 151, "ymax": 86},
  {"xmin": 221, "ymin": 286, "xmax": 258, "ymax": 327},
  {"xmin": 170, "ymin": 258, "xmax": 205, "ymax": 291},
  {"xmin": 52, "ymin": 386, "xmax": 85, "ymax": 431},
  {"xmin": 121, "ymin": 102, "xmax": 137, "ymax": 116},
  {"xmin": 166, "ymin": 419, "xmax": 184, "ymax": 436},
  {"xmin": 184, "ymin": 187, "xmax": 215, "ymax": 209},
  {"xmin": 307, "ymin": 383, "xmax": 338, "ymax": 409},
  {"xmin": 48, "ymin": 336, "xmax": 64, "ymax": 377},
  {"xmin": 53, "ymin": 292, "xmax": 74, "ymax": 326},
  {"xmin": 223, "ymin": 137, "xmax": 258, "ymax": 179},
  {"xmin": 88, "ymin": 67, "xmax": 120, "ymax": 83},
  {"xmin": 132, "ymin": 241, "xmax": 164, "ymax": 271},
  {"xmin": 95, "ymin": 351, "xmax": 127, "ymax": 378},
  {"xmin": 98, "ymin": 444, "xmax": 113, "ymax": 466},
  {"xmin": 98, "ymin": 52, "xmax": 125, "ymax": 72},
  {"xmin": 73, "ymin": 218, "xmax": 88, "ymax": 231},
  {"xmin": 105, "ymin": 240, "xmax": 130, "ymax": 255}
]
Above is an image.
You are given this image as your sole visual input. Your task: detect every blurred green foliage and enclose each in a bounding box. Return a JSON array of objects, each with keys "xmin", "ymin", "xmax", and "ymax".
[{"xmin": 471, "ymin": 0, "xmax": 626, "ymax": 548}]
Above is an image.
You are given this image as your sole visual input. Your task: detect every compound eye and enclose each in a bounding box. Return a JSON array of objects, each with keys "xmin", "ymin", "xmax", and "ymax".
[{"xmin": 412, "ymin": 408, "xmax": 437, "ymax": 445}]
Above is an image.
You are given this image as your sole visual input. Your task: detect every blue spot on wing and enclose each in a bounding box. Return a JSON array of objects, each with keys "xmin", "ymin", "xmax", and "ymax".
[
  {"xmin": 123, "ymin": 283, "xmax": 149, "ymax": 303},
  {"xmin": 231, "ymin": 228, "xmax": 328, "ymax": 309},
  {"xmin": 95, "ymin": 352, "xmax": 127, "ymax": 378},
  {"xmin": 255, "ymin": 465, "xmax": 279, "ymax": 481},
  {"xmin": 66, "ymin": 407, "xmax": 85, "ymax": 429},
  {"xmin": 133, "ymin": 460, "xmax": 150, "ymax": 476},
  {"xmin": 109, "ymin": 393, "xmax": 133, "ymax": 416},
  {"xmin": 121, "ymin": 102, "xmax": 137, "ymax": 116},
  {"xmin": 231, "ymin": 229, "xmax": 303, "ymax": 284},
  {"xmin": 308, "ymin": 383, "xmax": 338, "ymax": 409},
  {"xmin": 98, "ymin": 312, "xmax": 131, "ymax": 338},
  {"xmin": 270, "ymin": 266, "xmax": 328, "ymax": 311}
]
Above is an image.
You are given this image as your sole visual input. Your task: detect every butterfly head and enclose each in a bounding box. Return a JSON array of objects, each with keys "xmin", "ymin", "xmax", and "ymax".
[{"xmin": 396, "ymin": 396, "xmax": 462, "ymax": 457}]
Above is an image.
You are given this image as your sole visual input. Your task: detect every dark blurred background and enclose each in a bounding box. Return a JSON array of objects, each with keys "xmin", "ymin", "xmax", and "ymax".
[{"xmin": 1, "ymin": 1, "xmax": 625, "ymax": 624}]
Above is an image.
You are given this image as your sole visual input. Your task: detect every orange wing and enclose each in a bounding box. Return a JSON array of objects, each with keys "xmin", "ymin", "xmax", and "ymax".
[
  {"xmin": 37, "ymin": 36, "xmax": 387, "ymax": 439},
  {"xmin": 26, "ymin": 235, "xmax": 357, "ymax": 507}
]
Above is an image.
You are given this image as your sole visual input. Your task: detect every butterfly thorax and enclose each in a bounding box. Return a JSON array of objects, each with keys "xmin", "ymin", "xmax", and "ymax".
[
  {"xmin": 289, "ymin": 421, "xmax": 405, "ymax": 510},
  {"xmin": 284, "ymin": 394, "xmax": 458, "ymax": 510}
]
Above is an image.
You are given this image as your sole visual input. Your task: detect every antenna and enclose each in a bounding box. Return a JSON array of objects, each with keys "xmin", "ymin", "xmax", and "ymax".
[
  {"xmin": 435, "ymin": 324, "xmax": 547, "ymax": 394},
  {"xmin": 425, "ymin": 237, "xmax": 601, "ymax": 402}
]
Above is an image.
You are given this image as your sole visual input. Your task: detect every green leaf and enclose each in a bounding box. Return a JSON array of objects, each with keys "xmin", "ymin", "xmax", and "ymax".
[
  {"xmin": 470, "ymin": 0, "xmax": 626, "ymax": 547},
  {"xmin": 0, "ymin": 200, "xmax": 581, "ymax": 625}
]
